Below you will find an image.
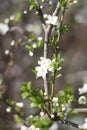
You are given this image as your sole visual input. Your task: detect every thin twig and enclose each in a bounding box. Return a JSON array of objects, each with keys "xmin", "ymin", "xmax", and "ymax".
[{"xmin": 75, "ymin": 108, "xmax": 87, "ymax": 113}]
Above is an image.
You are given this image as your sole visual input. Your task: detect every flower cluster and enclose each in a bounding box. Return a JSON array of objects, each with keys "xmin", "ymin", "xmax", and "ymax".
[{"xmin": 35, "ymin": 57, "xmax": 54, "ymax": 78}]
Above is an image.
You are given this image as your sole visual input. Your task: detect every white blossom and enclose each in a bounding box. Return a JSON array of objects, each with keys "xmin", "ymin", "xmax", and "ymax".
[
  {"xmin": 5, "ymin": 49, "xmax": 10, "ymax": 55},
  {"xmin": 29, "ymin": 51, "xmax": 33, "ymax": 56},
  {"xmin": 16, "ymin": 102, "xmax": 24, "ymax": 108},
  {"xmin": 78, "ymin": 83, "xmax": 87, "ymax": 94},
  {"xmin": 51, "ymin": 114, "xmax": 55, "ymax": 119},
  {"xmin": 52, "ymin": 97, "xmax": 58, "ymax": 103},
  {"xmin": 62, "ymin": 106, "xmax": 66, "ymax": 111},
  {"xmin": 0, "ymin": 22, "xmax": 9, "ymax": 35},
  {"xmin": 32, "ymin": 43, "xmax": 37, "ymax": 48},
  {"xmin": 35, "ymin": 66, "xmax": 47, "ymax": 78},
  {"xmin": 79, "ymin": 118, "xmax": 87, "ymax": 129},
  {"xmin": 4, "ymin": 18, "xmax": 9, "ymax": 24},
  {"xmin": 38, "ymin": 36, "xmax": 43, "ymax": 41},
  {"xmin": 46, "ymin": 15, "xmax": 58, "ymax": 25},
  {"xmin": 6, "ymin": 107, "xmax": 11, "ymax": 113},
  {"xmin": 20, "ymin": 125, "xmax": 28, "ymax": 130},
  {"xmin": 43, "ymin": 14, "xmax": 48, "ymax": 19},
  {"xmin": 35, "ymin": 57, "xmax": 54, "ymax": 78},
  {"xmin": 38, "ymin": 57, "xmax": 51, "ymax": 69},
  {"xmin": 20, "ymin": 125, "xmax": 40, "ymax": 130},
  {"xmin": 40, "ymin": 111, "xmax": 44, "ymax": 117},
  {"xmin": 78, "ymin": 96, "xmax": 87, "ymax": 105},
  {"xmin": 10, "ymin": 40, "xmax": 15, "ymax": 46},
  {"xmin": 9, "ymin": 15, "xmax": 15, "ymax": 20}
]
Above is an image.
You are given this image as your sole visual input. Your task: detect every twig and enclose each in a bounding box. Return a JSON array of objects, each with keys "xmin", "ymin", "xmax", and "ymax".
[{"xmin": 75, "ymin": 108, "xmax": 87, "ymax": 113}]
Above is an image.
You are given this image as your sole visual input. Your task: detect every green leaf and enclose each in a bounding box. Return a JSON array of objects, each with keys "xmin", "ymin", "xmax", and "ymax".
[
  {"xmin": 34, "ymin": 117, "xmax": 53, "ymax": 129},
  {"xmin": 21, "ymin": 92, "xmax": 29, "ymax": 99},
  {"xmin": 37, "ymin": 41, "xmax": 44, "ymax": 48},
  {"xmin": 29, "ymin": 0, "xmax": 37, "ymax": 10},
  {"xmin": 60, "ymin": 25, "xmax": 69, "ymax": 34},
  {"xmin": 60, "ymin": 0, "xmax": 67, "ymax": 9}
]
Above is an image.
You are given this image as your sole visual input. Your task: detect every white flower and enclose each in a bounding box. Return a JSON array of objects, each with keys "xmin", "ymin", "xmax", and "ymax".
[
  {"xmin": 73, "ymin": 0, "xmax": 78, "ymax": 4},
  {"xmin": 35, "ymin": 66, "xmax": 47, "ymax": 78},
  {"xmin": 51, "ymin": 114, "xmax": 55, "ymax": 119},
  {"xmin": 78, "ymin": 83, "xmax": 87, "ymax": 94},
  {"xmin": 78, "ymin": 96, "xmax": 87, "ymax": 105},
  {"xmin": 38, "ymin": 36, "xmax": 43, "ymax": 41},
  {"xmin": 16, "ymin": 102, "xmax": 24, "ymax": 108},
  {"xmin": 29, "ymin": 51, "xmax": 33, "ymax": 56},
  {"xmin": 32, "ymin": 43, "xmax": 37, "ymax": 48},
  {"xmin": 43, "ymin": 14, "xmax": 48, "ymax": 19},
  {"xmin": 0, "ymin": 22, "xmax": 9, "ymax": 35},
  {"xmin": 20, "ymin": 125, "xmax": 28, "ymax": 130},
  {"xmin": 38, "ymin": 57, "xmax": 51, "ymax": 69},
  {"xmin": 62, "ymin": 106, "xmax": 66, "ymax": 111},
  {"xmin": 5, "ymin": 49, "xmax": 10, "ymax": 55},
  {"xmin": 52, "ymin": 97, "xmax": 58, "ymax": 103},
  {"xmin": 28, "ymin": 125, "xmax": 40, "ymax": 130},
  {"xmin": 46, "ymin": 15, "xmax": 58, "ymax": 25},
  {"xmin": 4, "ymin": 18, "xmax": 9, "ymax": 24},
  {"xmin": 10, "ymin": 40, "xmax": 15, "ymax": 46},
  {"xmin": 40, "ymin": 111, "xmax": 44, "ymax": 117},
  {"xmin": 6, "ymin": 107, "xmax": 11, "ymax": 113},
  {"xmin": 9, "ymin": 15, "xmax": 15, "ymax": 20},
  {"xmin": 35, "ymin": 57, "xmax": 55, "ymax": 78},
  {"xmin": 79, "ymin": 118, "xmax": 87, "ymax": 129}
]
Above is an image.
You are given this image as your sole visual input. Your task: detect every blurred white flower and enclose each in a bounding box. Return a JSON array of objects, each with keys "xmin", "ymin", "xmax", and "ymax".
[
  {"xmin": 40, "ymin": 111, "xmax": 44, "ymax": 117},
  {"xmin": 10, "ymin": 40, "xmax": 15, "ymax": 46},
  {"xmin": 28, "ymin": 125, "xmax": 40, "ymax": 130},
  {"xmin": 0, "ymin": 22, "xmax": 9, "ymax": 35},
  {"xmin": 16, "ymin": 102, "xmax": 24, "ymax": 108},
  {"xmin": 4, "ymin": 49, "xmax": 10, "ymax": 55},
  {"xmin": 29, "ymin": 51, "xmax": 33, "ymax": 56},
  {"xmin": 20, "ymin": 125, "xmax": 28, "ymax": 130},
  {"xmin": 78, "ymin": 83, "xmax": 87, "ymax": 94},
  {"xmin": 79, "ymin": 118, "xmax": 87, "ymax": 129},
  {"xmin": 78, "ymin": 96, "xmax": 86, "ymax": 105},
  {"xmin": 25, "ymin": 24, "xmax": 41, "ymax": 35},
  {"xmin": 38, "ymin": 36, "xmax": 43, "ymax": 41},
  {"xmin": 32, "ymin": 43, "xmax": 37, "ymax": 48},
  {"xmin": 52, "ymin": 97, "xmax": 58, "ymax": 103},
  {"xmin": 46, "ymin": 15, "xmax": 58, "ymax": 25},
  {"xmin": 6, "ymin": 107, "xmax": 12, "ymax": 113}
]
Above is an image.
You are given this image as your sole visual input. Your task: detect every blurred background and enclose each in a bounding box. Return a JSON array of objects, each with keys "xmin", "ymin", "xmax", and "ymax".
[{"xmin": 0, "ymin": 0, "xmax": 87, "ymax": 130}]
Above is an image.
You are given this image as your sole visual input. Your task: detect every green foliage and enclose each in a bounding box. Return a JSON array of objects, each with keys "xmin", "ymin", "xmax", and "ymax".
[
  {"xmin": 60, "ymin": 0, "xmax": 67, "ymax": 9},
  {"xmin": 30, "ymin": 116, "xmax": 53, "ymax": 130},
  {"xmin": 60, "ymin": 25, "xmax": 69, "ymax": 34},
  {"xmin": 37, "ymin": 40, "xmax": 44, "ymax": 48},
  {"xmin": 0, "ymin": 79, "xmax": 2, "ymax": 85},
  {"xmin": 58, "ymin": 86, "xmax": 74, "ymax": 104},
  {"xmin": 14, "ymin": 114, "xmax": 24, "ymax": 124},
  {"xmin": 53, "ymin": 53, "xmax": 63, "ymax": 71},
  {"xmin": 21, "ymin": 82, "xmax": 48, "ymax": 109},
  {"xmin": 14, "ymin": 12, "xmax": 22, "ymax": 23},
  {"xmin": 29, "ymin": 0, "xmax": 37, "ymax": 10}
]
